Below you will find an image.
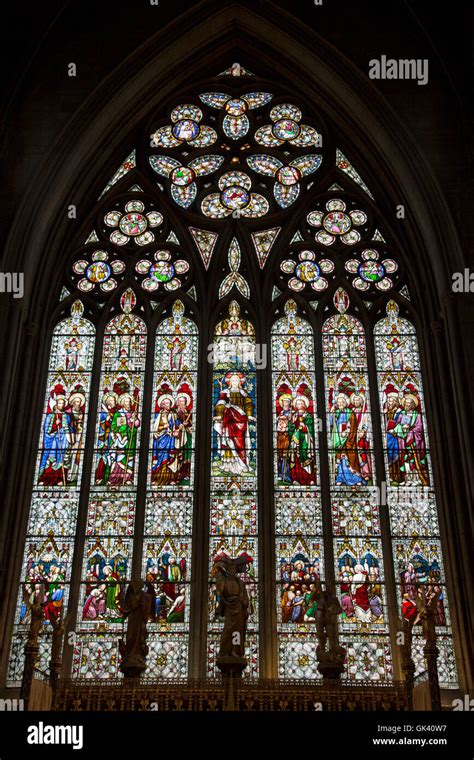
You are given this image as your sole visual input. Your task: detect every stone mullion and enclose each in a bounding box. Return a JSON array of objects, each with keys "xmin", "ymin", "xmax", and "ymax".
[
  {"xmin": 259, "ymin": 314, "xmax": 277, "ymax": 678},
  {"xmin": 314, "ymin": 308, "xmax": 337, "ymax": 606},
  {"xmin": 130, "ymin": 318, "xmax": 155, "ymax": 585},
  {"xmin": 189, "ymin": 296, "xmax": 213, "ymax": 680}
]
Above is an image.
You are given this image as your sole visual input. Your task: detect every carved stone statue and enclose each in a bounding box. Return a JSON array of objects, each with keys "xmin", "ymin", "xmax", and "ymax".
[
  {"xmin": 49, "ymin": 610, "xmax": 73, "ymax": 688},
  {"xmin": 21, "ymin": 585, "xmax": 45, "ymax": 704},
  {"xmin": 396, "ymin": 613, "xmax": 416, "ymax": 709},
  {"xmin": 119, "ymin": 580, "xmax": 155, "ymax": 678},
  {"xmin": 26, "ymin": 586, "xmax": 45, "ymax": 646},
  {"xmin": 314, "ymin": 582, "xmax": 346, "ymax": 678},
  {"xmin": 213, "ymin": 558, "xmax": 249, "ymax": 668},
  {"xmin": 415, "ymin": 586, "xmax": 440, "ymax": 644},
  {"xmin": 397, "ymin": 613, "xmax": 415, "ymax": 667},
  {"xmin": 415, "ymin": 585, "xmax": 442, "ymax": 710}
]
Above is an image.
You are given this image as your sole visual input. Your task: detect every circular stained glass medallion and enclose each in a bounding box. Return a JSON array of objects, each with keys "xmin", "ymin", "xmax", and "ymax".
[
  {"xmin": 295, "ymin": 261, "xmax": 320, "ymax": 283},
  {"xmin": 221, "ymin": 186, "xmax": 250, "ymax": 210},
  {"xmin": 170, "ymin": 166, "xmax": 195, "ymax": 186},
  {"xmin": 358, "ymin": 261, "xmax": 385, "ymax": 282},
  {"xmin": 272, "ymin": 119, "xmax": 300, "ymax": 141},
  {"xmin": 172, "ymin": 119, "xmax": 199, "ymax": 141},
  {"xmin": 86, "ymin": 261, "xmax": 111, "ymax": 283},
  {"xmin": 150, "ymin": 261, "xmax": 175, "ymax": 283},
  {"xmin": 276, "ymin": 166, "xmax": 301, "ymax": 186},
  {"xmin": 225, "ymin": 98, "xmax": 248, "ymax": 116},
  {"xmin": 323, "ymin": 211, "xmax": 351, "ymax": 235},
  {"xmin": 119, "ymin": 213, "xmax": 148, "ymax": 236}
]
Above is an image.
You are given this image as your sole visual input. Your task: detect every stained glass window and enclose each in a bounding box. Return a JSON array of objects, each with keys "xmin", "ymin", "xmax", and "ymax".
[
  {"xmin": 8, "ymin": 73, "xmax": 459, "ymax": 691},
  {"xmin": 272, "ymin": 301, "xmax": 323, "ymax": 678},
  {"xmin": 148, "ymin": 91, "xmax": 324, "ymax": 221},
  {"xmin": 323, "ymin": 289, "xmax": 392, "ymax": 681},
  {"xmin": 208, "ymin": 301, "xmax": 259, "ymax": 677},
  {"xmin": 144, "ymin": 300, "xmax": 198, "ymax": 678},
  {"xmin": 8, "ymin": 301, "xmax": 95, "ymax": 684},
  {"xmin": 73, "ymin": 290, "xmax": 146, "ymax": 679},
  {"xmin": 374, "ymin": 301, "xmax": 456, "ymax": 687}
]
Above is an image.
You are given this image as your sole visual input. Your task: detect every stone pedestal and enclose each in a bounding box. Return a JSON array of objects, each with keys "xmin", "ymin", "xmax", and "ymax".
[
  {"xmin": 217, "ymin": 656, "xmax": 247, "ymax": 710},
  {"xmin": 424, "ymin": 642, "xmax": 441, "ymax": 711},
  {"xmin": 21, "ymin": 643, "xmax": 39, "ymax": 709},
  {"xmin": 402, "ymin": 660, "xmax": 416, "ymax": 711},
  {"xmin": 316, "ymin": 647, "xmax": 346, "ymax": 680},
  {"xmin": 119, "ymin": 654, "xmax": 147, "ymax": 679},
  {"xmin": 216, "ymin": 655, "xmax": 247, "ymax": 678},
  {"xmin": 119, "ymin": 646, "xmax": 148, "ymax": 681}
]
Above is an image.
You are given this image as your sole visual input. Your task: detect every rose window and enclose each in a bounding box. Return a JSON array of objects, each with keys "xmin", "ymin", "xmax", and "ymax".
[
  {"xmin": 104, "ymin": 201, "xmax": 163, "ymax": 246},
  {"xmin": 146, "ymin": 93, "xmax": 325, "ymax": 219},
  {"xmin": 307, "ymin": 198, "xmax": 367, "ymax": 245}
]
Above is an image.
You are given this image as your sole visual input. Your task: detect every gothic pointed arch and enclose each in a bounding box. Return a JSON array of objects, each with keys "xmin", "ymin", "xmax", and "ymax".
[{"xmin": 0, "ymin": 0, "xmax": 470, "ymax": 697}]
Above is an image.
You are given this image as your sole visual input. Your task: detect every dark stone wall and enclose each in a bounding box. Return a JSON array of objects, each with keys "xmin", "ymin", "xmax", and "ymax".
[{"xmin": 1, "ymin": 0, "xmax": 472, "ymax": 261}]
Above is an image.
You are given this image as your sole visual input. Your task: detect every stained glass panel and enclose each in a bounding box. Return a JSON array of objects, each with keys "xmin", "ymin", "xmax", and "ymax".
[
  {"xmin": 374, "ymin": 301, "xmax": 457, "ymax": 685},
  {"xmin": 142, "ymin": 300, "xmax": 198, "ymax": 677},
  {"xmin": 8, "ymin": 302, "xmax": 95, "ymax": 685},
  {"xmin": 208, "ymin": 301, "xmax": 258, "ymax": 677},
  {"xmin": 271, "ymin": 301, "xmax": 323, "ymax": 675},
  {"xmin": 73, "ymin": 291, "xmax": 145, "ymax": 677},
  {"xmin": 323, "ymin": 290, "xmax": 392, "ymax": 677}
]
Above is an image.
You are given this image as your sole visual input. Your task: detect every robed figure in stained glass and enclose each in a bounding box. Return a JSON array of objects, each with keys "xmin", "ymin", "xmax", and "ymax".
[
  {"xmin": 152, "ymin": 394, "xmax": 179, "ymax": 484},
  {"xmin": 64, "ymin": 327, "xmax": 83, "ymax": 371},
  {"xmin": 330, "ymin": 392, "xmax": 366, "ymax": 486},
  {"xmin": 213, "ymin": 372, "xmax": 255, "ymax": 475},
  {"xmin": 95, "ymin": 392, "xmax": 117, "ymax": 484},
  {"xmin": 151, "ymin": 391, "xmax": 192, "ymax": 485},
  {"xmin": 173, "ymin": 392, "xmax": 192, "ymax": 482},
  {"xmin": 288, "ymin": 395, "xmax": 316, "ymax": 485},
  {"xmin": 391, "ymin": 394, "xmax": 429, "ymax": 486},
  {"xmin": 384, "ymin": 389, "xmax": 403, "ymax": 483},
  {"xmin": 38, "ymin": 390, "xmax": 73, "ymax": 486},
  {"xmin": 383, "ymin": 389, "xmax": 429, "ymax": 486},
  {"xmin": 108, "ymin": 392, "xmax": 140, "ymax": 486},
  {"xmin": 276, "ymin": 394, "xmax": 292, "ymax": 482},
  {"xmin": 63, "ymin": 390, "xmax": 86, "ymax": 483}
]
